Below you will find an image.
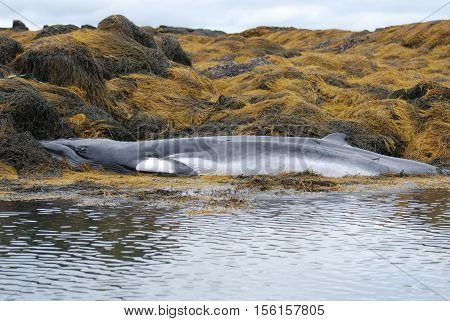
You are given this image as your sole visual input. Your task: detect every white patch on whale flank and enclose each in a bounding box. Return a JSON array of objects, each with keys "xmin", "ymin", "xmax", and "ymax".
[{"xmin": 136, "ymin": 158, "xmax": 178, "ymax": 174}]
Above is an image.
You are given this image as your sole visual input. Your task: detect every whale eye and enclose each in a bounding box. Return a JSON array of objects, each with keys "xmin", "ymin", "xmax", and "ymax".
[{"xmin": 76, "ymin": 146, "xmax": 88, "ymax": 155}]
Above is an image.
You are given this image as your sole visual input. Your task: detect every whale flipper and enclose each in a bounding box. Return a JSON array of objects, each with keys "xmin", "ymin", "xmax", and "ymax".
[
  {"xmin": 322, "ymin": 133, "xmax": 348, "ymax": 145},
  {"xmin": 136, "ymin": 157, "xmax": 197, "ymax": 176}
]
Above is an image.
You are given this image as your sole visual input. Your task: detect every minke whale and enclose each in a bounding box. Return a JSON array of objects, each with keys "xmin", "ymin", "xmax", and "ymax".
[{"xmin": 40, "ymin": 134, "xmax": 443, "ymax": 177}]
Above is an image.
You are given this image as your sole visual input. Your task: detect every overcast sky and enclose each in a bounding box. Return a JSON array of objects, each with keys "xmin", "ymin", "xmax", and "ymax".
[{"xmin": 0, "ymin": 0, "xmax": 449, "ymax": 32}]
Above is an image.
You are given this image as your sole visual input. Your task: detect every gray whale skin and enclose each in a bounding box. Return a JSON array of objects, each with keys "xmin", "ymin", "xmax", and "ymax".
[{"xmin": 40, "ymin": 134, "xmax": 442, "ymax": 177}]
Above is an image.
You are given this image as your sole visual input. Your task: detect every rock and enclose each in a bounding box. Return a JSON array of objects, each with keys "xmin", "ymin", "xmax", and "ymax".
[
  {"xmin": 146, "ymin": 48, "xmax": 171, "ymax": 77},
  {"xmin": 313, "ymin": 39, "xmax": 334, "ymax": 50},
  {"xmin": 12, "ymin": 20, "xmax": 28, "ymax": 31},
  {"xmin": 98, "ymin": 15, "xmax": 158, "ymax": 49},
  {"xmin": 335, "ymin": 31, "xmax": 370, "ymax": 52},
  {"xmin": 34, "ymin": 24, "xmax": 79, "ymax": 39},
  {"xmin": 203, "ymin": 57, "xmax": 272, "ymax": 79},
  {"xmin": 389, "ymin": 82, "xmax": 450, "ymax": 100},
  {"xmin": 158, "ymin": 25, "xmax": 225, "ymax": 37},
  {"xmin": 216, "ymin": 95, "xmax": 245, "ymax": 110},
  {"xmin": 158, "ymin": 35, "xmax": 191, "ymax": 66},
  {"xmin": 81, "ymin": 24, "xmax": 96, "ymax": 29},
  {"xmin": 0, "ymin": 36, "xmax": 23, "ymax": 65}
]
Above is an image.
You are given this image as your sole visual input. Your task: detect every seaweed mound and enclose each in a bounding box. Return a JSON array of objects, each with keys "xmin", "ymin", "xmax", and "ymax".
[
  {"xmin": 126, "ymin": 113, "xmax": 168, "ymax": 140},
  {"xmin": 0, "ymin": 132, "xmax": 61, "ymax": 177},
  {"xmin": 30, "ymin": 82, "xmax": 134, "ymax": 140},
  {"xmin": 71, "ymin": 28, "xmax": 170, "ymax": 78},
  {"xmin": 35, "ymin": 24, "xmax": 79, "ymax": 39},
  {"xmin": 145, "ymin": 48, "xmax": 171, "ymax": 77},
  {"xmin": 158, "ymin": 35, "xmax": 192, "ymax": 66},
  {"xmin": 13, "ymin": 35, "xmax": 110, "ymax": 108},
  {"xmin": 0, "ymin": 36, "xmax": 23, "ymax": 64},
  {"xmin": 0, "ymin": 79, "xmax": 64, "ymax": 176},
  {"xmin": 0, "ymin": 79, "xmax": 62, "ymax": 139},
  {"xmin": 98, "ymin": 15, "xmax": 157, "ymax": 49}
]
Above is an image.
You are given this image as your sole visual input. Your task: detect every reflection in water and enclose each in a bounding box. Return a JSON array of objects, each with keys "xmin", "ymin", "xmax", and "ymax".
[{"xmin": 0, "ymin": 189, "xmax": 449, "ymax": 300}]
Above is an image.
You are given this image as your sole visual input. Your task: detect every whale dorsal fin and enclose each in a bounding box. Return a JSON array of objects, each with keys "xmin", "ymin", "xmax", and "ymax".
[{"xmin": 322, "ymin": 133, "xmax": 348, "ymax": 145}]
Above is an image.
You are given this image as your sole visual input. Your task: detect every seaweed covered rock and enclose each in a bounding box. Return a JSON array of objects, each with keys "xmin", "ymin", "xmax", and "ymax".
[
  {"xmin": 203, "ymin": 57, "xmax": 272, "ymax": 79},
  {"xmin": 0, "ymin": 64, "xmax": 10, "ymax": 78},
  {"xmin": 71, "ymin": 29, "xmax": 170, "ymax": 78},
  {"xmin": 146, "ymin": 48, "xmax": 171, "ymax": 77},
  {"xmin": 389, "ymin": 81, "xmax": 450, "ymax": 101},
  {"xmin": 246, "ymin": 37, "xmax": 300, "ymax": 58},
  {"xmin": 335, "ymin": 31, "xmax": 370, "ymax": 52},
  {"xmin": 0, "ymin": 79, "xmax": 64, "ymax": 176},
  {"xmin": 0, "ymin": 79, "xmax": 63, "ymax": 139},
  {"xmin": 98, "ymin": 46, "xmax": 170, "ymax": 78},
  {"xmin": 327, "ymin": 119, "xmax": 398, "ymax": 156},
  {"xmin": 30, "ymin": 82, "xmax": 134, "ymax": 141},
  {"xmin": 81, "ymin": 24, "xmax": 96, "ymax": 30},
  {"xmin": 0, "ymin": 36, "xmax": 23, "ymax": 64},
  {"xmin": 12, "ymin": 20, "xmax": 28, "ymax": 31},
  {"xmin": 430, "ymin": 157, "xmax": 450, "ymax": 170},
  {"xmin": 34, "ymin": 24, "xmax": 79, "ymax": 39},
  {"xmin": 0, "ymin": 132, "xmax": 61, "ymax": 177},
  {"xmin": 65, "ymin": 112, "xmax": 135, "ymax": 140},
  {"xmin": 126, "ymin": 113, "xmax": 168, "ymax": 140},
  {"xmin": 216, "ymin": 95, "xmax": 245, "ymax": 110},
  {"xmin": 13, "ymin": 35, "xmax": 110, "ymax": 108},
  {"xmin": 158, "ymin": 35, "xmax": 192, "ymax": 66},
  {"xmin": 157, "ymin": 25, "xmax": 226, "ymax": 37},
  {"xmin": 98, "ymin": 15, "xmax": 157, "ymax": 49}
]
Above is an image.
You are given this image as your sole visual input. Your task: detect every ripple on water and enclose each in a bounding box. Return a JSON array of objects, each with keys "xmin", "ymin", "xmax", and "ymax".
[{"xmin": 0, "ymin": 189, "xmax": 449, "ymax": 300}]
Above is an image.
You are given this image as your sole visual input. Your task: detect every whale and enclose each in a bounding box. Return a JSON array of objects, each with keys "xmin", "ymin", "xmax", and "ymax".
[{"xmin": 40, "ymin": 134, "xmax": 442, "ymax": 177}]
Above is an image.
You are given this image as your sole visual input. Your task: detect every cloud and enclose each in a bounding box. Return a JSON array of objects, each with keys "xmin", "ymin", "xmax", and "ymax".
[{"xmin": 0, "ymin": 0, "xmax": 448, "ymax": 32}]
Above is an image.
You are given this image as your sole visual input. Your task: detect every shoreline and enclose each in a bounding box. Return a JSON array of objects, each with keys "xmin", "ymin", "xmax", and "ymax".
[{"xmin": 1, "ymin": 170, "xmax": 448, "ymax": 212}]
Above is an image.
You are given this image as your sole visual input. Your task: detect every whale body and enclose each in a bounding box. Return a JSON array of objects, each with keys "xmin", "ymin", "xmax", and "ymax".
[{"xmin": 40, "ymin": 134, "xmax": 441, "ymax": 177}]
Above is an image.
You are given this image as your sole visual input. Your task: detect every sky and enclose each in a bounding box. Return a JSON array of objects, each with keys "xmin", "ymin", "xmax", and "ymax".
[{"xmin": 0, "ymin": 0, "xmax": 449, "ymax": 32}]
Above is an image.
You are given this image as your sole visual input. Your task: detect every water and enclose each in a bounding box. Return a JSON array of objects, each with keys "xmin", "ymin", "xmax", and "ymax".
[{"xmin": 0, "ymin": 189, "xmax": 449, "ymax": 300}]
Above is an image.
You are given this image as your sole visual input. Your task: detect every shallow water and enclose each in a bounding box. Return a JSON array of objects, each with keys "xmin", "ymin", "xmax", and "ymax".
[{"xmin": 0, "ymin": 189, "xmax": 449, "ymax": 300}]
